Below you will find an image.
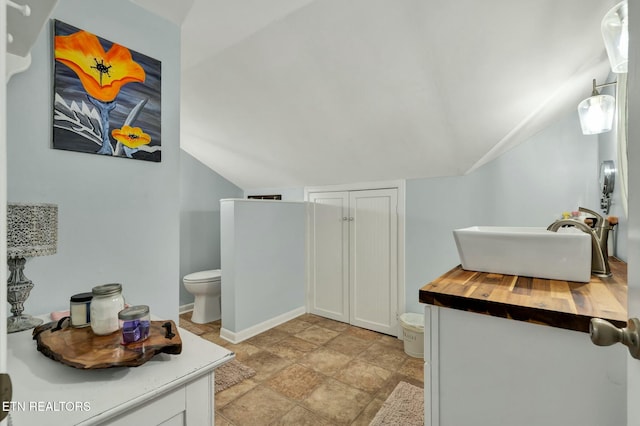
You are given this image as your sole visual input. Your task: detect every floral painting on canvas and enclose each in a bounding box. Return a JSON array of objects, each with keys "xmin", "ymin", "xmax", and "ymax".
[{"xmin": 52, "ymin": 20, "xmax": 162, "ymax": 162}]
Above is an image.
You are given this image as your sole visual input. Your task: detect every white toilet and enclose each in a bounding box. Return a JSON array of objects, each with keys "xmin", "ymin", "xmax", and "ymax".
[{"xmin": 183, "ymin": 269, "xmax": 222, "ymax": 324}]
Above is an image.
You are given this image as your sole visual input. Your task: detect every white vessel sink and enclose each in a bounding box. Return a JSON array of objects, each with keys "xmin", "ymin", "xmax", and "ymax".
[{"xmin": 453, "ymin": 226, "xmax": 592, "ymax": 282}]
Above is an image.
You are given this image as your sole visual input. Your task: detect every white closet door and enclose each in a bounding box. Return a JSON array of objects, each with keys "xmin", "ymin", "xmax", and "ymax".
[
  {"xmin": 308, "ymin": 192, "xmax": 349, "ymax": 322},
  {"xmin": 349, "ymin": 189, "xmax": 398, "ymax": 335}
]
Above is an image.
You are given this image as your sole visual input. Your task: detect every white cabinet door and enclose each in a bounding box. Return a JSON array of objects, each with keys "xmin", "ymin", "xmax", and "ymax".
[
  {"xmin": 308, "ymin": 192, "xmax": 349, "ymax": 322},
  {"xmin": 349, "ymin": 189, "xmax": 398, "ymax": 335},
  {"xmin": 308, "ymin": 188, "xmax": 398, "ymax": 335}
]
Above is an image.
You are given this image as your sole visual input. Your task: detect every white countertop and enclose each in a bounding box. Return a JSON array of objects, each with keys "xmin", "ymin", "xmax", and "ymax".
[{"xmin": 6, "ymin": 318, "xmax": 233, "ymax": 425}]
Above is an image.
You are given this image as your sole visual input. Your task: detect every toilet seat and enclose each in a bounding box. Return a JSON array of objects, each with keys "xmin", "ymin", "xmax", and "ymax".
[{"xmin": 184, "ymin": 269, "xmax": 221, "ymax": 283}]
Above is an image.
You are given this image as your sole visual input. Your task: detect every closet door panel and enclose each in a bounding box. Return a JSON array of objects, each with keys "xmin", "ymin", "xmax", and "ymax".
[
  {"xmin": 308, "ymin": 192, "xmax": 349, "ymax": 322},
  {"xmin": 349, "ymin": 189, "xmax": 398, "ymax": 335}
]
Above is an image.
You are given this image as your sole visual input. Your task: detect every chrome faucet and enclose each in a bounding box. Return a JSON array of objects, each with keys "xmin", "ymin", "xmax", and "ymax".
[{"xmin": 546, "ymin": 207, "xmax": 614, "ymax": 277}]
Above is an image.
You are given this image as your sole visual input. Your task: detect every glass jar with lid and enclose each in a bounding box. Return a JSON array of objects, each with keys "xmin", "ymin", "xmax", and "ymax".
[
  {"xmin": 90, "ymin": 283, "xmax": 125, "ymax": 335},
  {"xmin": 118, "ymin": 305, "xmax": 150, "ymax": 344},
  {"xmin": 70, "ymin": 292, "xmax": 93, "ymax": 328}
]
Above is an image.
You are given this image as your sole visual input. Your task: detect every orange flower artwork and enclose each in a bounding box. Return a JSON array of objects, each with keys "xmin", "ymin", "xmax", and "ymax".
[
  {"xmin": 52, "ymin": 20, "xmax": 162, "ymax": 162},
  {"xmin": 54, "ymin": 30, "xmax": 146, "ymax": 103},
  {"xmin": 112, "ymin": 126, "xmax": 152, "ymax": 149}
]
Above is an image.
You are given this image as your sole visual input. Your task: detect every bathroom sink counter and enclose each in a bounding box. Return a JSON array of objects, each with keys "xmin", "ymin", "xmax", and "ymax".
[{"xmin": 419, "ymin": 257, "xmax": 627, "ymax": 333}]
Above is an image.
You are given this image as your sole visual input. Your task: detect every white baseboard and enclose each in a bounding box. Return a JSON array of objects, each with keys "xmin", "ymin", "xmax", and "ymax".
[
  {"xmin": 179, "ymin": 303, "xmax": 194, "ymax": 314},
  {"xmin": 220, "ymin": 306, "xmax": 306, "ymax": 344}
]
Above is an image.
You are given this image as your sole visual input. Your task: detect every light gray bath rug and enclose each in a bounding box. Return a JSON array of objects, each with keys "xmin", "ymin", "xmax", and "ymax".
[
  {"xmin": 214, "ymin": 360, "xmax": 256, "ymax": 394},
  {"xmin": 370, "ymin": 381, "xmax": 424, "ymax": 426}
]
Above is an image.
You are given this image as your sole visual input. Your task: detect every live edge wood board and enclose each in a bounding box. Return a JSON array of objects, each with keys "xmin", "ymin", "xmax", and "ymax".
[
  {"xmin": 419, "ymin": 258, "xmax": 627, "ymax": 333},
  {"xmin": 32, "ymin": 320, "xmax": 182, "ymax": 369}
]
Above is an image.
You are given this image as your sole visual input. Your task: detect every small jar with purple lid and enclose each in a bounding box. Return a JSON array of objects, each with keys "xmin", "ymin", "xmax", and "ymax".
[{"xmin": 118, "ymin": 305, "xmax": 150, "ymax": 344}]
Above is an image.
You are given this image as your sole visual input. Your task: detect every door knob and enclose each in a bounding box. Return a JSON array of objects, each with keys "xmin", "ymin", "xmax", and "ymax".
[{"xmin": 590, "ymin": 317, "xmax": 640, "ymax": 359}]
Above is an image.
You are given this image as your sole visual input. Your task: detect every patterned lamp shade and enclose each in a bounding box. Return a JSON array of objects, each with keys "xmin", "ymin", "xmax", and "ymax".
[{"xmin": 7, "ymin": 203, "xmax": 58, "ymax": 258}]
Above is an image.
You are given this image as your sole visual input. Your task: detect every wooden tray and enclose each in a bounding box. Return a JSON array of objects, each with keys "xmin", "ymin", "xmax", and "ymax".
[{"xmin": 32, "ymin": 319, "xmax": 182, "ymax": 369}]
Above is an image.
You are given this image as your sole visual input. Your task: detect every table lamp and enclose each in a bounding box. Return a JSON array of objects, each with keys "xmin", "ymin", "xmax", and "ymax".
[{"xmin": 7, "ymin": 203, "xmax": 58, "ymax": 333}]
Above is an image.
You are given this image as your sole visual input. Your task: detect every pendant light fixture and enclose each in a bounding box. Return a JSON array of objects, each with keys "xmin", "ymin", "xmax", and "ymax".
[
  {"xmin": 577, "ymin": 79, "xmax": 616, "ymax": 135},
  {"xmin": 577, "ymin": 1, "xmax": 628, "ymax": 135},
  {"xmin": 601, "ymin": 1, "xmax": 628, "ymax": 74}
]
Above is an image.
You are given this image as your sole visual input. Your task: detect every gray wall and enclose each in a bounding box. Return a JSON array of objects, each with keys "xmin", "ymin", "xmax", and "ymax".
[
  {"xmin": 258, "ymin": 110, "xmax": 604, "ymax": 317},
  {"xmin": 7, "ymin": 0, "xmax": 181, "ymax": 320},
  {"xmin": 180, "ymin": 150, "xmax": 242, "ymax": 306},
  {"xmin": 406, "ymin": 111, "xmax": 601, "ymax": 314},
  {"xmin": 221, "ymin": 199, "xmax": 306, "ymax": 333}
]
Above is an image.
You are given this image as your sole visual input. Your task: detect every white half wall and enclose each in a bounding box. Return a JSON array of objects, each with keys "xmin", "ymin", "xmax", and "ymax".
[{"xmin": 220, "ymin": 199, "xmax": 306, "ymax": 339}]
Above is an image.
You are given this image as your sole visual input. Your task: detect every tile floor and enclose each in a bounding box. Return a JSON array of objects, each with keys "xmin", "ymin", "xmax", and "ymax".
[{"xmin": 179, "ymin": 313, "xmax": 424, "ymax": 426}]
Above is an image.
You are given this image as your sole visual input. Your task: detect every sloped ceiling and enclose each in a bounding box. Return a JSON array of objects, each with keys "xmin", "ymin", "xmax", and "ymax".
[{"xmin": 135, "ymin": 0, "xmax": 617, "ymax": 189}]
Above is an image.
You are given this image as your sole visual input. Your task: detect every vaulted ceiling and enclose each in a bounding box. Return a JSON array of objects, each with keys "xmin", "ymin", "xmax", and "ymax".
[{"xmin": 133, "ymin": 0, "xmax": 617, "ymax": 189}]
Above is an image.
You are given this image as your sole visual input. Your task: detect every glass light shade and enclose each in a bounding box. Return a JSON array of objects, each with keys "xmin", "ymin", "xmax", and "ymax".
[
  {"xmin": 602, "ymin": 1, "xmax": 628, "ymax": 73},
  {"xmin": 577, "ymin": 94, "xmax": 616, "ymax": 135}
]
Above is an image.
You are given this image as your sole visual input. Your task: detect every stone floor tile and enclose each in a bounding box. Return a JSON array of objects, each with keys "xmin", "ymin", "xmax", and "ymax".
[
  {"xmin": 376, "ymin": 373, "xmax": 424, "ymax": 401},
  {"xmin": 397, "ymin": 356, "xmax": 425, "ymax": 382},
  {"xmin": 214, "ymin": 412, "xmax": 234, "ymax": 426},
  {"xmin": 377, "ymin": 333, "xmax": 405, "ymax": 349},
  {"xmin": 346, "ymin": 325, "xmax": 384, "ymax": 341},
  {"xmin": 324, "ymin": 333, "xmax": 373, "ymax": 357},
  {"xmin": 184, "ymin": 312, "xmax": 425, "ymax": 425},
  {"xmin": 299, "ymin": 347, "xmax": 352, "ymax": 376},
  {"xmin": 218, "ymin": 341, "xmax": 262, "ymax": 362},
  {"xmin": 295, "ymin": 325, "xmax": 340, "ymax": 345},
  {"xmin": 179, "ymin": 320, "xmax": 208, "ymax": 336},
  {"xmin": 298, "ymin": 313, "xmax": 324, "ymax": 324},
  {"xmin": 245, "ymin": 328, "xmax": 290, "ymax": 348},
  {"xmin": 334, "ymin": 359, "xmax": 392, "ymax": 393},
  {"xmin": 272, "ymin": 405, "xmax": 331, "ymax": 426},
  {"xmin": 243, "ymin": 350, "xmax": 291, "ymax": 381},
  {"xmin": 302, "ymin": 378, "xmax": 372, "ymax": 425},
  {"xmin": 312, "ymin": 317, "xmax": 350, "ymax": 332},
  {"xmin": 218, "ymin": 385, "xmax": 294, "ymax": 425},
  {"xmin": 215, "ymin": 378, "xmax": 258, "ymax": 408},
  {"xmin": 266, "ymin": 364, "xmax": 325, "ymax": 400},
  {"xmin": 265, "ymin": 336, "xmax": 319, "ymax": 361},
  {"xmin": 275, "ymin": 318, "xmax": 314, "ymax": 334},
  {"xmin": 350, "ymin": 397, "xmax": 386, "ymax": 426},
  {"xmin": 357, "ymin": 341, "xmax": 408, "ymax": 371},
  {"xmin": 200, "ymin": 331, "xmax": 232, "ymax": 347}
]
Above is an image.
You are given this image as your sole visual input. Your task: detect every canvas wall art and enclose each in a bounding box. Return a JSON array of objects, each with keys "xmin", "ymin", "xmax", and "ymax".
[{"xmin": 52, "ymin": 20, "xmax": 162, "ymax": 162}]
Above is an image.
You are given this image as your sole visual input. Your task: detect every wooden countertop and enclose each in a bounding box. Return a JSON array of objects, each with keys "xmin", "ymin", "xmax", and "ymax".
[{"xmin": 419, "ymin": 258, "xmax": 627, "ymax": 333}]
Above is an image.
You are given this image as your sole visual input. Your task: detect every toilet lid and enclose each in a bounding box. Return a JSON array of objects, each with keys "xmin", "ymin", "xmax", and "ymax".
[{"xmin": 184, "ymin": 269, "xmax": 221, "ymax": 283}]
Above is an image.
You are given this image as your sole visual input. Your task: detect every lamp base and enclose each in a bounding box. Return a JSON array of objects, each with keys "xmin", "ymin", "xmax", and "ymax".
[
  {"xmin": 7, "ymin": 256, "xmax": 41, "ymax": 333},
  {"xmin": 8, "ymin": 314, "xmax": 43, "ymax": 333}
]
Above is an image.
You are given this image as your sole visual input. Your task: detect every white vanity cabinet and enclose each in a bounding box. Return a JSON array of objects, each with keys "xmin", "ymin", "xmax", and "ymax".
[
  {"xmin": 6, "ymin": 323, "xmax": 233, "ymax": 425},
  {"xmin": 421, "ymin": 263, "xmax": 628, "ymax": 426},
  {"xmin": 423, "ymin": 305, "xmax": 625, "ymax": 426}
]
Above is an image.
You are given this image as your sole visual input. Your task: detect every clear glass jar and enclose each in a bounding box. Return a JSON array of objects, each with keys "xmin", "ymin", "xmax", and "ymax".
[
  {"xmin": 70, "ymin": 292, "xmax": 92, "ymax": 328},
  {"xmin": 90, "ymin": 283, "xmax": 125, "ymax": 335},
  {"xmin": 118, "ymin": 305, "xmax": 150, "ymax": 344}
]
